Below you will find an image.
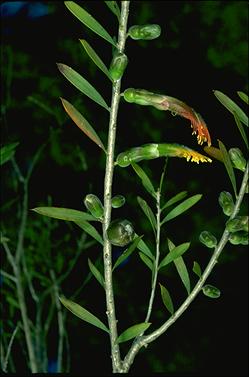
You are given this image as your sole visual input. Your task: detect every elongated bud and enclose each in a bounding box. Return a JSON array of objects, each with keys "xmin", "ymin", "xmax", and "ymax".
[
  {"xmin": 229, "ymin": 148, "xmax": 246, "ymax": 172},
  {"xmin": 84, "ymin": 194, "xmax": 104, "ymax": 220},
  {"xmin": 123, "ymin": 88, "xmax": 167, "ymax": 109},
  {"xmin": 109, "ymin": 52, "xmax": 128, "ymax": 81},
  {"xmin": 199, "ymin": 231, "xmax": 217, "ymax": 248},
  {"xmin": 128, "ymin": 24, "xmax": 161, "ymax": 40},
  {"xmin": 226, "ymin": 216, "xmax": 249, "ymax": 233},
  {"xmin": 218, "ymin": 191, "xmax": 234, "ymax": 216},
  {"xmin": 229, "ymin": 231, "xmax": 249, "ymax": 245},
  {"xmin": 107, "ymin": 219, "xmax": 135, "ymax": 246},
  {"xmin": 111, "ymin": 195, "xmax": 126, "ymax": 208},
  {"xmin": 202, "ymin": 284, "xmax": 221, "ymax": 298}
]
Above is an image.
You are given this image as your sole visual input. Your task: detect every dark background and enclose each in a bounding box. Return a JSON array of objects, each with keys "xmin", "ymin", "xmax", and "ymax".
[{"xmin": 1, "ymin": 1, "xmax": 248, "ymax": 375}]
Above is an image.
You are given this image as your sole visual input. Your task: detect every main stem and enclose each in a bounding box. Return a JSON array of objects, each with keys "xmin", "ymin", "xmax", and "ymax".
[{"xmin": 102, "ymin": 1, "xmax": 130, "ymax": 373}]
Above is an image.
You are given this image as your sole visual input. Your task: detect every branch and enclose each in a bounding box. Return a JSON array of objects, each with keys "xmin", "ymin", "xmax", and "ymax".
[
  {"xmin": 102, "ymin": 1, "xmax": 130, "ymax": 372},
  {"xmin": 122, "ymin": 163, "xmax": 248, "ymax": 372}
]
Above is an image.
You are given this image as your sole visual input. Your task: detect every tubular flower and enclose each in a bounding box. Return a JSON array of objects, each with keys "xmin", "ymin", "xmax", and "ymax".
[
  {"xmin": 123, "ymin": 88, "xmax": 212, "ymax": 147},
  {"xmin": 116, "ymin": 143, "xmax": 212, "ymax": 167}
]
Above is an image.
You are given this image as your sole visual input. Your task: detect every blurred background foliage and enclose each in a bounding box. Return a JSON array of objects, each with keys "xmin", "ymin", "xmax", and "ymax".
[{"xmin": 1, "ymin": 1, "xmax": 248, "ymax": 375}]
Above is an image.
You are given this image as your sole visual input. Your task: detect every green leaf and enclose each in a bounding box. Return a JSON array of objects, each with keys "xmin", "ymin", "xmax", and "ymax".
[
  {"xmin": 104, "ymin": 1, "xmax": 120, "ymax": 20},
  {"xmin": 233, "ymin": 112, "xmax": 249, "ymax": 150},
  {"xmin": 192, "ymin": 261, "xmax": 202, "ymax": 278},
  {"xmin": 131, "ymin": 162, "xmax": 156, "ymax": 198},
  {"xmin": 31, "ymin": 207, "xmax": 96, "ymax": 222},
  {"xmin": 59, "ymin": 296, "xmax": 109, "ymax": 332},
  {"xmin": 161, "ymin": 191, "xmax": 188, "ymax": 211},
  {"xmin": 237, "ymin": 91, "xmax": 249, "ymax": 105},
  {"xmin": 60, "ymin": 98, "xmax": 106, "ymax": 151},
  {"xmin": 0, "ymin": 142, "xmax": 19, "ymax": 166},
  {"xmin": 218, "ymin": 140, "xmax": 237, "ymax": 197},
  {"xmin": 57, "ymin": 63, "xmax": 109, "ymax": 111},
  {"xmin": 139, "ymin": 252, "xmax": 153, "ymax": 270},
  {"xmin": 136, "ymin": 236, "xmax": 154, "ymax": 260},
  {"xmin": 79, "ymin": 39, "xmax": 111, "ymax": 81},
  {"xmin": 137, "ymin": 196, "xmax": 156, "ymax": 235},
  {"xmin": 213, "ymin": 90, "xmax": 248, "ymax": 127},
  {"xmin": 117, "ymin": 322, "xmax": 151, "ymax": 344},
  {"xmin": 112, "ymin": 236, "xmax": 143, "ymax": 271},
  {"xmin": 202, "ymin": 284, "xmax": 221, "ymax": 299},
  {"xmin": 168, "ymin": 239, "xmax": 190, "ymax": 295},
  {"xmin": 161, "ymin": 194, "xmax": 202, "ymax": 225},
  {"xmin": 74, "ymin": 220, "xmax": 103, "ymax": 245},
  {"xmin": 159, "ymin": 283, "xmax": 174, "ymax": 315},
  {"xmin": 64, "ymin": 1, "xmax": 116, "ymax": 46},
  {"xmin": 88, "ymin": 258, "xmax": 105, "ymax": 288},
  {"xmin": 159, "ymin": 242, "xmax": 190, "ymax": 270}
]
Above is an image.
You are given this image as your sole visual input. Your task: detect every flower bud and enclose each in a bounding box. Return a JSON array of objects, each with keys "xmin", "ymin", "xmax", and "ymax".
[
  {"xmin": 229, "ymin": 148, "xmax": 246, "ymax": 172},
  {"xmin": 199, "ymin": 231, "xmax": 217, "ymax": 248},
  {"xmin": 202, "ymin": 284, "xmax": 221, "ymax": 298},
  {"xmin": 128, "ymin": 24, "xmax": 161, "ymax": 40},
  {"xmin": 111, "ymin": 195, "xmax": 126, "ymax": 209},
  {"xmin": 229, "ymin": 231, "xmax": 248, "ymax": 245},
  {"xmin": 84, "ymin": 194, "xmax": 104, "ymax": 220},
  {"xmin": 218, "ymin": 191, "xmax": 234, "ymax": 216},
  {"xmin": 226, "ymin": 216, "xmax": 249, "ymax": 233},
  {"xmin": 109, "ymin": 52, "xmax": 128, "ymax": 81},
  {"xmin": 107, "ymin": 219, "xmax": 135, "ymax": 246}
]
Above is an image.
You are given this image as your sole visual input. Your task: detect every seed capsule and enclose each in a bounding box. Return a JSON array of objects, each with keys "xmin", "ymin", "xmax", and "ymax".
[
  {"xmin": 84, "ymin": 194, "xmax": 104, "ymax": 220},
  {"xmin": 218, "ymin": 191, "xmax": 234, "ymax": 216},
  {"xmin": 226, "ymin": 216, "xmax": 249, "ymax": 233},
  {"xmin": 202, "ymin": 284, "xmax": 221, "ymax": 298},
  {"xmin": 229, "ymin": 231, "xmax": 249, "ymax": 245},
  {"xmin": 111, "ymin": 195, "xmax": 126, "ymax": 209},
  {"xmin": 109, "ymin": 52, "xmax": 128, "ymax": 81},
  {"xmin": 199, "ymin": 231, "xmax": 217, "ymax": 248},
  {"xmin": 128, "ymin": 24, "xmax": 161, "ymax": 40},
  {"xmin": 107, "ymin": 219, "xmax": 135, "ymax": 247},
  {"xmin": 229, "ymin": 148, "xmax": 246, "ymax": 172}
]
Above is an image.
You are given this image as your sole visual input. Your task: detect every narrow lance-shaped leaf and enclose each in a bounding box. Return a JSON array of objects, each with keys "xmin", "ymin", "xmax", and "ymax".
[
  {"xmin": 161, "ymin": 191, "xmax": 188, "ymax": 211},
  {"xmin": 74, "ymin": 220, "xmax": 103, "ymax": 245},
  {"xmin": 57, "ymin": 63, "xmax": 109, "ymax": 111},
  {"xmin": 213, "ymin": 90, "xmax": 248, "ymax": 127},
  {"xmin": 136, "ymin": 235, "xmax": 155, "ymax": 260},
  {"xmin": 60, "ymin": 98, "xmax": 106, "ymax": 151},
  {"xmin": 233, "ymin": 112, "xmax": 249, "ymax": 150},
  {"xmin": 59, "ymin": 296, "xmax": 109, "ymax": 332},
  {"xmin": 64, "ymin": 1, "xmax": 116, "ymax": 47},
  {"xmin": 218, "ymin": 139, "xmax": 237, "ymax": 197},
  {"xmin": 137, "ymin": 196, "xmax": 156, "ymax": 236},
  {"xmin": 139, "ymin": 252, "xmax": 153, "ymax": 271},
  {"xmin": 159, "ymin": 242, "xmax": 190, "ymax": 270},
  {"xmin": 168, "ymin": 238, "xmax": 190, "ymax": 295},
  {"xmin": 131, "ymin": 162, "xmax": 156, "ymax": 198},
  {"xmin": 79, "ymin": 39, "xmax": 111, "ymax": 81},
  {"xmin": 161, "ymin": 194, "xmax": 202, "ymax": 225},
  {"xmin": 112, "ymin": 235, "xmax": 143, "ymax": 271},
  {"xmin": 117, "ymin": 322, "xmax": 151, "ymax": 344},
  {"xmin": 88, "ymin": 258, "xmax": 105, "ymax": 288},
  {"xmin": 104, "ymin": 1, "xmax": 120, "ymax": 20},
  {"xmin": 159, "ymin": 283, "xmax": 174, "ymax": 315},
  {"xmin": 192, "ymin": 261, "xmax": 202, "ymax": 278},
  {"xmin": 31, "ymin": 207, "xmax": 96, "ymax": 222},
  {"xmin": 237, "ymin": 91, "xmax": 249, "ymax": 105},
  {"xmin": 0, "ymin": 142, "xmax": 19, "ymax": 166}
]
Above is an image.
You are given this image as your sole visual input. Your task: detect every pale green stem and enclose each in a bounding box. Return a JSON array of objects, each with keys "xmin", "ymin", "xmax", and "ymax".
[
  {"xmin": 102, "ymin": 1, "xmax": 130, "ymax": 373},
  {"xmin": 121, "ymin": 163, "xmax": 248, "ymax": 372}
]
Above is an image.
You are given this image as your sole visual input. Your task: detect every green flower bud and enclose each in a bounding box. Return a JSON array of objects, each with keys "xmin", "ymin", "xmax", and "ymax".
[
  {"xmin": 199, "ymin": 231, "xmax": 217, "ymax": 248},
  {"xmin": 229, "ymin": 148, "xmax": 246, "ymax": 172},
  {"xmin": 111, "ymin": 195, "xmax": 126, "ymax": 209},
  {"xmin": 128, "ymin": 24, "xmax": 161, "ymax": 40},
  {"xmin": 109, "ymin": 52, "xmax": 128, "ymax": 81},
  {"xmin": 229, "ymin": 231, "xmax": 249, "ymax": 245},
  {"xmin": 226, "ymin": 216, "xmax": 249, "ymax": 233},
  {"xmin": 218, "ymin": 191, "xmax": 234, "ymax": 216},
  {"xmin": 107, "ymin": 219, "xmax": 135, "ymax": 247},
  {"xmin": 84, "ymin": 194, "xmax": 104, "ymax": 220},
  {"xmin": 202, "ymin": 284, "xmax": 221, "ymax": 299}
]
